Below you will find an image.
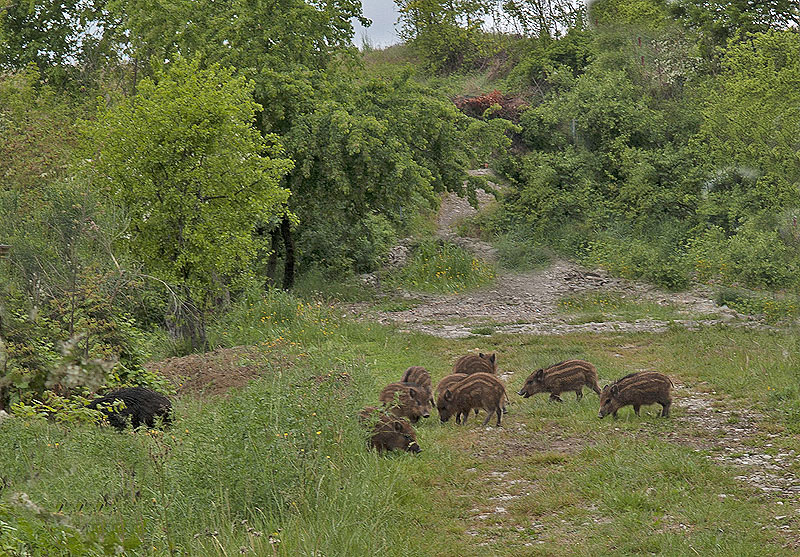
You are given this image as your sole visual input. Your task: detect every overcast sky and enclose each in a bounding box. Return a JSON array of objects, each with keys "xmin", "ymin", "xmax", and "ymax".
[{"xmin": 352, "ymin": 0, "xmax": 401, "ymax": 48}]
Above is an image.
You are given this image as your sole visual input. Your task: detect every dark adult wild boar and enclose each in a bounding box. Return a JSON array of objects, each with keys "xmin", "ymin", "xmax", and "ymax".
[
  {"xmin": 437, "ymin": 372, "xmax": 507, "ymax": 426},
  {"xmin": 518, "ymin": 359, "xmax": 602, "ymax": 402},
  {"xmin": 359, "ymin": 407, "xmax": 421, "ymax": 453},
  {"xmin": 598, "ymin": 371, "xmax": 673, "ymax": 418},
  {"xmin": 87, "ymin": 387, "xmax": 172, "ymax": 430},
  {"xmin": 400, "ymin": 366, "xmax": 434, "ymax": 406},
  {"xmin": 453, "ymin": 353, "xmax": 497, "ymax": 375},
  {"xmin": 379, "ymin": 382, "xmax": 432, "ymax": 423}
]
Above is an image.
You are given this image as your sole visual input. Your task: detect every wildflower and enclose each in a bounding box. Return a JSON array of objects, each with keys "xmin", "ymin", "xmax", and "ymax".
[{"xmin": 316, "ymin": 431, "xmax": 321, "ymax": 435}]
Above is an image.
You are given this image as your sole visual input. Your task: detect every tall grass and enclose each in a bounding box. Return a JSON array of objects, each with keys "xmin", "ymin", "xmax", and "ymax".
[
  {"xmin": 0, "ymin": 342, "xmax": 427, "ymax": 556},
  {"xmin": 391, "ymin": 240, "xmax": 495, "ymax": 293}
]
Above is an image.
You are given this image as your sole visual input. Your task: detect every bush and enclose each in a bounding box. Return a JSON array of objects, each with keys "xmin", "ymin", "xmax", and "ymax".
[{"xmin": 390, "ymin": 240, "xmax": 495, "ymax": 293}]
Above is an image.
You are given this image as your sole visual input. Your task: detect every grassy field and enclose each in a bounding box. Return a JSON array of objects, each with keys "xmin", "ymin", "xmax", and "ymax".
[{"xmin": 2, "ymin": 303, "xmax": 800, "ymax": 555}]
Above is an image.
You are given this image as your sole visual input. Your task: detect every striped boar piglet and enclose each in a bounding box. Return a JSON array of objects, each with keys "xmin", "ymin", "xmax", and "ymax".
[
  {"xmin": 400, "ymin": 366, "xmax": 434, "ymax": 406},
  {"xmin": 453, "ymin": 352, "xmax": 497, "ymax": 375},
  {"xmin": 438, "ymin": 372, "xmax": 507, "ymax": 427},
  {"xmin": 598, "ymin": 371, "xmax": 673, "ymax": 419},
  {"xmin": 518, "ymin": 359, "xmax": 602, "ymax": 402},
  {"xmin": 379, "ymin": 382, "xmax": 432, "ymax": 423},
  {"xmin": 359, "ymin": 407, "xmax": 421, "ymax": 453}
]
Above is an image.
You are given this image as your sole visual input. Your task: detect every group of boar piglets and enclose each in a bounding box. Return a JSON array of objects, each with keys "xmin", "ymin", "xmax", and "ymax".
[
  {"xmin": 360, "ymin": 352, "xmax": 508, "ymax": 454},
  {"xmin": 362, "ymin": 352, "xmax": 674, "ymax": 454}
]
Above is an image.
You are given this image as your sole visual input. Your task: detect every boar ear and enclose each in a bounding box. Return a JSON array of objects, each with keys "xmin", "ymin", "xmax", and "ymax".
[
  {"xmin": 489, "ymin": 353, "xmax": 496, "ymax": 364},
  {"xmin": 444, "ymin": 389, "xmax": 453, "ymax": 402},
  {"xmin": 394, "ymin": 421, "xmax": 404, "ymax": 432},
  {"xmin": 407, "ymin": 387, "xmax": 418, "ymax": 400},
  {"xmin": 534, "ymin": 369, "xmax": 544, "ymax": 381},
  {"xmin": 479, "ymin": 352, "xmax": 485, "ymax": 358},
  {"xmin": 610, "ymin": 385, "xmax": 619, "ymax": 397}
]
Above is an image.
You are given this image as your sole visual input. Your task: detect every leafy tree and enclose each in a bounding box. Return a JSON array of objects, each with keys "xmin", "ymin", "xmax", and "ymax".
[
  {"xmin": 282, "ymin": 73, "xmax": 515, "ymax": 278},
  {"xmin": 85, "ymin": 59, "xmax": 292, "ymax": 347},
  {"xmin": 696, "ymin": 30, "xmax": 800, "ymax": 232},
  {"xmin": 501, "ymin": 0, "xmax": 585, "ymax": 37},
  {"xmin": 0, "ymin": 0, "xmax": 119, "ymax": 87},
  {"xmin": 395, "ymin": 0, "xmax": 497, "ymax": 73},
  {"xmin": 669, "ymin": 0, "xmax": 800, "ymax": 63}
]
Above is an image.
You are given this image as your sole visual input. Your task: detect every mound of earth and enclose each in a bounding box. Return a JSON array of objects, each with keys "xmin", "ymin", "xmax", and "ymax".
[{"xmin": 147, "ymin": 345, "xmax": 284, "ymax": 397}]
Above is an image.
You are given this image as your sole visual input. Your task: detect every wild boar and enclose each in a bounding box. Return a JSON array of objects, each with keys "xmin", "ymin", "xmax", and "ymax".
[
  {"xmin": 598, "ymin": 371, "xmax": 673, "ymax": 419},
  {"xmin": 359, "ymin": 407, "xmax": 421, "ymax": 453},
  {"xmin": 400, "ymin": 366, "xmax": 434, "ymax": 406},
  {"xmin": 437, "ymin": 372, "xmax": 507, "ymax": 427},
  {"xmin": 517, "ymin": 359, "xmax": 602, "ymax": 402},
  {"xmin": 87, "ymin": 387, "xmax": 172, "ymax": 430},
  {"xmin": 435, "ymin": 373, "xmax": 468, "ymax": 403},
  {"xmin": 379, "ymin": 382, "xmax": 432, "ymax": 423},
  {"xmin": 453, "ymin": 352, "xmax": 497, "ymax": 375}
]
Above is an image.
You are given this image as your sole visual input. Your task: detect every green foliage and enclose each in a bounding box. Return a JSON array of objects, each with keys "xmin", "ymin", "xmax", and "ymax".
[
  {"xmin": 669, "ymin": 0, "xmax": 799, "ymax": 63},
  {"xmin": 85, "ymin": 59, "xmax": 292, "ymax": 319},
  {"xmin": 0, "ymin": 0, "xmax": 115, "ymax": 87},
  {"xmin": 118, "ymin": 0, "xmax": 366, "ymax": 134},
  {"xmin": 206, "ymin": 288, "xmax": 342, "ymax": 350},
  {"xmin": 395, "ymin": 0, "xmax": 498, "ymax": 73},
  {"xmin": 696, "ymin": 30, "xmax": 800, "ymax": 225},
  {"xmin": 585, "ymin": 231, "xmax": 692, "ymax": 290},
  {"xmin": 589, "ymin": 0, "xmax": 671, "ymax": 29},
  {"xmin": 284, "ymin": 72, "xmax": 511, "ymax": 276},
  {"xmin": 495, "ymin": 233, "xmax": 552, "ymax": 271},
  {"xmin": 391, "ymin": 240, "xmax": 495, "ymax": 293},
  {"xmin": 715, "ymin": 288, "xmax": 800, "ymax": 324}
]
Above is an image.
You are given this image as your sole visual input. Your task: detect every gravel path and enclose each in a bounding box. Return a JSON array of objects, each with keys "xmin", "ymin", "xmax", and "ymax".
[{"xmin": 347, "ymin": 173, "xmax": 759, "ymax": 339}]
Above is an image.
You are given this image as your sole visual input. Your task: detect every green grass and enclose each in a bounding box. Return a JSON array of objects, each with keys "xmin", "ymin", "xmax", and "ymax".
[
  {"xmin": 389, "ymin": 239, "xmax": 496, "ymax": 294},
  {"xmin": 716, "ymin": 287, "xmax": 800, "ymax": 324},
  {"xmin": 557, "ymin": 292, "xmax": 691, "ymax": 324},
  {"xmin": 494, "ymin": 233, "xmax": 553, "ymax": 271},
  {"xmin": 3, "ymin": 296, "xmax": 800, "ymax": 555}
]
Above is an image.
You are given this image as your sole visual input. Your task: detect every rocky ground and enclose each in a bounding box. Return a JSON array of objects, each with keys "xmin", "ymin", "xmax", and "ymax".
[{"xmin": 347, "ymin": 172, "xmax": 761, "ymax": 340}]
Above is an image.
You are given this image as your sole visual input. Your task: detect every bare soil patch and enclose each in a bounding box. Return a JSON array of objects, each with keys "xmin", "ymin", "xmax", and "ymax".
[{"xmin": 147, "ymin": 345, "xmax": 285, "ymax": 397}]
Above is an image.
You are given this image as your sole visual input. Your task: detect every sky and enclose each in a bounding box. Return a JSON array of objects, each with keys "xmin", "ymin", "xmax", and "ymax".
[{"xmin": 352, "ymin": 0, "xmax": 401, "ymax": 48}]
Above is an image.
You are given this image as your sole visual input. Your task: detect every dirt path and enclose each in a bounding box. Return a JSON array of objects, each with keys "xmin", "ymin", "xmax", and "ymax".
[{"xmin": 348, "ymin": 171, "xmax": 759, "ymax": 339}]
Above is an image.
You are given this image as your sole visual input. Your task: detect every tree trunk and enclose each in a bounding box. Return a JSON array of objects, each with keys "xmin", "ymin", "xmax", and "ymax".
[
  {"xmin": 265, "ymin": 226, "xmax": 281, "ymax": 289},
  {"xmin": 281, "ymin": 216, "xmax": 295, "ymax": 290}
]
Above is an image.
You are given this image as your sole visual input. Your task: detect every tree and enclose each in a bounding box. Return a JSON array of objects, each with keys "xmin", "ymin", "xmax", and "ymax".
[
  {"xmin": 695, "ymin": 30, "xmax": 800, "ymax": 232},
  {"xmin": 501, "ymin": 0, "xmax": 584, "ymax": 37},
  {"xmin": 669, "ymin": 0, "xmax": 800, "ymax": 63},
  {"xmin": 395, "ymin": 0, "xmax": 497, "ymax": 73},
  {"xmin": 282, "ymin": 73, "xmax": 515, "ymax": 279},
  {"xmin": 86, "ymin": 59, "xmax": 292, "ymax": 347},
  {"xmin": 0, "ymin": 0, "xmax": 120, "ymax": 87}
]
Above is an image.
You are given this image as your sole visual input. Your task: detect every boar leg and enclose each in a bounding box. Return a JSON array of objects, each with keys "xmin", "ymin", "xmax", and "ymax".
[
  {"xmin": 633, "ymin": 404, "xmax": 641, "ymax": 416},
  {"xmin": 549, "ymin": 393, "xmax": 564, "ymax": 402},
  {"xmin": 660, "ymin": 401, "xmax": 671, "ymax": 417},
  {"xmin": 575, "ymin": 388, "xmax": 583, "ymax": 401},
  {"xmin": 482, "ymin": 410, "xmax": 493, "ymax": 426},
  {"xmin": 495, "ymin": 407, "xmax": 502, "ymax": 427},
  {"xmin": 461, "ymin": 411, "xmax": 469, "ymax": 425}
]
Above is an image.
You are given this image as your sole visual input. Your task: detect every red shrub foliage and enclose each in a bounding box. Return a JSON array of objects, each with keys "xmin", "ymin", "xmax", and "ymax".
[{"xmin": 453, "ymin": 90, "xmax": 527, "ymax": 122}]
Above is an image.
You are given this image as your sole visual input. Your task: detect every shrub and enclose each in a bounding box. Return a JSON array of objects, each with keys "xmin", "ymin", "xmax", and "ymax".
[{"xmin": 390, "ymin": 240, "xmax": 495, "ymax": 293}]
